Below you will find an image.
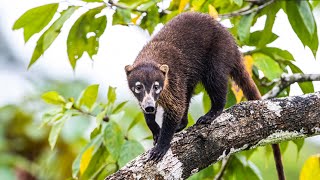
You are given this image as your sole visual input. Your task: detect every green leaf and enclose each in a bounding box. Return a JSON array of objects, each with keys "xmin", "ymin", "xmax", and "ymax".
[
  {"xmin": 72, "ymin": 134, "xmax": 103, "ymax": 178},
  {"xmin": 48, "ymin": 112, "xmax": 72, "ymax": 149},
  {"xmin": 42, "ymin": 91, "xmax": 66, "ymax": 105},
  {"xmin": 292, "ymin": 139, "xmax": 304, "ymax": 158},
  {"xmin": 104, "ymin": 121, "xmax": 125, "ymax": 160},
  {"xmin": 247, "ymin": 31, "xmax": 278, "ymax": 48},
  {"xmin": 225, "ymin": 84, "xmax": 236, "ymax": 108},
  {"xmin": 13, "ymin": 3, "xmax": 58, "ymax": 42},
  {"xmin": 81, "ymin": 146, "xmax": 108, "ymax": 179},
  {"xmin": 112, "ymin": 8, "xmax": 131, "ymax": 25},
  {"xmin": 118, "ymin": 0, "xmax": 145, "ymax": 8},
  {"xmin": 280, "ymin": 141, "xmax": 289, "ymax": 154},
  {"xmin": 140, "ymin": 5, "xmax": 160, "ymax": 34},
  {"xmin": 193, "ymin": 83, "xmax": 204, "ymax": 95},
  {"xmin": 77, "ymin": 84, "xmax": 99, "ymax": 111},
  {"xmin": 118, "ymin": 140, "xmax": 145, "ymax": 167},
  {"xmin": 285, "ymin": 61, "xmax": 314, "ymax": 94},
  {"xmin": 257, "ymin": 47, "xmax": 294, "ymax": 61},
  {"xmin": 202, "ymin": 91, "xmax": 211, "ymax": 113},
  {"xmin": 257, "ymin": 2, "xmax": 280, "ymax": 48},
  {"xmin": 112, "ymin": 101, "xmax": 128, "ymax": 114},
  {"xmin": 286, "ymin": 1, "xmax": 318, "ymax": 57},
  {"xmin": 41, "ymin": 112, "xmax": 63, "ymax": 128},
  {"xmin": 28, "ymin": 6, "xmax": 77, "ymax": 68},
  {"xmin": 252, "ymin": 53, "xmax": 283, "ymax": 80},
  {"xmin": 107, "ymin": 86, "xmax": 117, "ymax": 104},
  {"xmin": 187, "ymin": 113, "xmax": 195, "ymax": 127},
  {"xmin": 237, "ymin": 12, "xmax": 256, "ymax": 44},
  {"xmin": 96, "ymin": 108, "xmax": 107, "ymax": 127},
  {"xmin": 127, "ymin": 112, "xmax": 144, "ymax": 132},
  {"xmin": 67, "ymin": 6, "xmax": 107, "ymax": 69},
  {"xmin": 232, "ymin": 0, "xmax": 243, "ymax": 7}
]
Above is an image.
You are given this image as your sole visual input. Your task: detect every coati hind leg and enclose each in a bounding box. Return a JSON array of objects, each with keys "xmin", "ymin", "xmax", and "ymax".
[
  {"xmin": 197, "ymin": 74, "xmax": 228, "ymax": 124},
  {"xmin": 175, "ymin": 110, "xmax": 188, "ymax": 132}
]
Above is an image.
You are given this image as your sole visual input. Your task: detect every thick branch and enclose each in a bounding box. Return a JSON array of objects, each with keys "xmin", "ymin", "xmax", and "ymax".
[
  {"xmin": 262, "ymin": 74, "xmax": 320, "ymax": 99},
  {"xmin": 106, "ymin": 92, "xmax": 320, "ymax": 179}
]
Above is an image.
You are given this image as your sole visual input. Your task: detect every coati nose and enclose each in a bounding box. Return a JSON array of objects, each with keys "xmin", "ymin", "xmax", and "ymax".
[{"xmin": 145, "ymin": 106, "xmax": 155, "ymax": 113}]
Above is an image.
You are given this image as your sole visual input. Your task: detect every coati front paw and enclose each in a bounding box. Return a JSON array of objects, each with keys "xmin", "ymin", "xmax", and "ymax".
[
  {"xmin": 196, "ymin": 111, "xmax": 222, "ymax": 124},
  {"xmin": 148, "ymin": 144, "xmax": 170, "ymax": 162},
  {"xmin": 196, "ymin": 115, "xmax": 214, "ymax": 124}
]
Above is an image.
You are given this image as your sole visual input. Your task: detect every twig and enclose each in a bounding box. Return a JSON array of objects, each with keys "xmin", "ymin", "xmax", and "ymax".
[
  {"xmin": 107, "ymin": 0, "xmax": 146, "ymax": 13},
  {"xmin": 219, "ymin": 0, "xmax": 275, "ymax": 18},
  {"xmin": 262, "ymin": 74, "xmax": 320, "ymax": 99},
  {"xmin": 214, "ymin": 156, "xmax": 231, "ymax": 180}
]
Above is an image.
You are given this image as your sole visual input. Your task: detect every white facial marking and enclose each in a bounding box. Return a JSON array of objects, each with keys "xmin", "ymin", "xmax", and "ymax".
[
  {"xmin": 134, "ymin": 81, "xmax": 142, "ymax": 93},
  {"xmin": 153, "ymin": 81, "xmax": 162, "ymax": 94}
]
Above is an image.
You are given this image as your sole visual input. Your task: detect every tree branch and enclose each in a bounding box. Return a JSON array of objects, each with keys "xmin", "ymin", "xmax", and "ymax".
[
  {"xmin": 106, "ymin": 91, "xmax": 320, "ymax": 179},
  {"xmin": 219, "ymin": 0, "xmax": 274, "ymax": 18},
  {"xmin": 262, "ymin": 74, "xmax": 320, "ymax": 99}
]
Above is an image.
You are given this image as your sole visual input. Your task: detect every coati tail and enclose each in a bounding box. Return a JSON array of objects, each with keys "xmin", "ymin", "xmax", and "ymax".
[
  {"xmin": 231, "ymin": 56, "xmax": 286, "ymax": 180},
  {"xmin": 230, "ymin": 58, "xmax": 261, "ymax": 100}
]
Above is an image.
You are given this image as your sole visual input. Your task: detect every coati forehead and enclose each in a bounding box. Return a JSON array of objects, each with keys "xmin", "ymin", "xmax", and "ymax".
[{"xmin": 127, "ymin": 64, "xmax": 165, "ymax": 90}]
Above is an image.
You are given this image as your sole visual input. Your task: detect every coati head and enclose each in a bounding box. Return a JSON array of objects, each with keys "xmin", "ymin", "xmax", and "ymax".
[{"xmin": 125, "ymin": 63, "xmax": 169, "ymax": 114}]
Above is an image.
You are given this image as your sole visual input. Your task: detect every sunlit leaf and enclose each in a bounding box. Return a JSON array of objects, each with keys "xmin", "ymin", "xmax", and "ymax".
[
  {"xmin": 80, "ymin": 147, "xmax": 93, "ymax": 175},
  {"xmin": 104, "ymin": 121, "xmax": 125, "ymax": 160},
  {"xmin": 252, "ymin": 53, "xmax": 282, "ymax": 80},
  {"xmin": 118, "ymin": 140, "xmax": 145, "ymax": 167},
  {"xmin": 48, "ymin": 112, "xmax": 72, "ymax": 149},
  {"xmin": 28, "ymin": 6, "xmax": 77, "ymax": 68},
  {"xmin": 300, "ymin": 154, "xmax": 320, "ymax": 180},
  {"xmin": 112, "ymin": 8, "xmax": 131, "ymax": 25},
  {"xmin": 112, "ymin": 101, "xmax": 128, "ymax": 114},
  {"xmin": 72, "ymin": 134, "xmax": 103, "ymax": 178},
  {"xmin": 67, "ymin": 6, "xmax": 107, "ymax": 69},
  {"xmin": 80, "ymin": 146, "xmax": 108, "ymax": 179},
  {"xmin": 187, "ymin": 113, "xmax": 195, "ymax": 127},
  {"xmin": 42, "ymin": 91, "xmax": 66, "ymax": 105},
  {"xmin": 208, "ymin": 4, "xmax": 218, "ymax": 19},
  {"xmin": 107, "ymin": 86, "xmax": 117, "ymax": 104},
  {"xmin": 13, "ymin": 3, "xmax": 58, "ymax": 42},
  {"xmin": 179, "ymin": 0, "xmax": 189, "ymax": 13},
  {"xmin": 280, "ymin": 141, "xmax": 289, "ymax": 154},
  {"xmin": 127, "ymin": 112, "xmax": 144, "ymax": 132},
  {"xmin": 225, "ymin": 84, "xmax": 237, "ymax": 108},
  {"xmin": 77, "ymin": 84, "xmax": 99, "ymax": 111}
]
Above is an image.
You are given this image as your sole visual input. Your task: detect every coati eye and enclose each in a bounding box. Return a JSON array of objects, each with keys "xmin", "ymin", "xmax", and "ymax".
[
  {"xmin": 134, "ymin": 82, "xmax": 143, "ymax": 93},
  {"xmin": 153, "ymin": 81, "xmax": 161, "ymax": 94}
]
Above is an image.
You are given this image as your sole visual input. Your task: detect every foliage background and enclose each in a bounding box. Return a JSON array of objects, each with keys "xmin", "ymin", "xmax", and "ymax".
[{"xmin": 1, "ymin": 0, "xmax": 320, "ymax": 179}]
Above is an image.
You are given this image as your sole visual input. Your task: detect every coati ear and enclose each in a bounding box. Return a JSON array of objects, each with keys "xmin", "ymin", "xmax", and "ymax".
[
  {"xmin": 125, "ymin": 65, "xmax": 134, "ymax": 75},
  {"xmin": 159, "ymin": 64, "xmax": 169, "ymax": 75}
]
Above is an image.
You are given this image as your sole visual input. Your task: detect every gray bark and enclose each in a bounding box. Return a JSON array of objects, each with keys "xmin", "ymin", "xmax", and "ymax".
[{"xmin": 106, "ymin": 92, "xmax": 320, "ymax": 180}]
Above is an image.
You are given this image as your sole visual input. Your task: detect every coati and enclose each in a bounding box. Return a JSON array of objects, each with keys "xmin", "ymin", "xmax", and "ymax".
[{"xmin": 125, "ymin": 12, "xmax": 284, "ymax": 179}]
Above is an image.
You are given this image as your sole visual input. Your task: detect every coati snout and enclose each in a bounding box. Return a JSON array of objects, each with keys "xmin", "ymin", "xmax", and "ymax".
[{"xmin": 125, "ymin": 64, "xmax": 169, "ymax": 114}]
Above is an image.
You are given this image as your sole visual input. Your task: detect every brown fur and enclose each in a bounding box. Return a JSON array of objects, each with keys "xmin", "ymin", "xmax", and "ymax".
[{"xmin": 126, "ymin": 12, "xmax": 284, "ymax": 176}]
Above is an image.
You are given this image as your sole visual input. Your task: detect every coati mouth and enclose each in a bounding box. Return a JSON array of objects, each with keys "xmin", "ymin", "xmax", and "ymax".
[{"xmin": 144, "ymin": 106, "xmax": 156, "ymax": 114}]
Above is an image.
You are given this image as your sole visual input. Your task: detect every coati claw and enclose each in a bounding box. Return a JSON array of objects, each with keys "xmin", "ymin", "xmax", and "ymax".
[
  {"xmin": 196, "ymin": 115, "xmax": 214, "ymax": 124},
  {"xmin": 148, "ymin": 145, "xmax": 170, "ymax": 162}
]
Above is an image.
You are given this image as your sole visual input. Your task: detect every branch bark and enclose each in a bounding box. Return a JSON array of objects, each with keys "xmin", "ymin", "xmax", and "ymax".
[
  {"xmin": 106, "ymin": 91, "xmax": 320, "ymax": 180},
  {"xmin": 262, "ymin": 74, "xmax": 320, "ymax": 99}
]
